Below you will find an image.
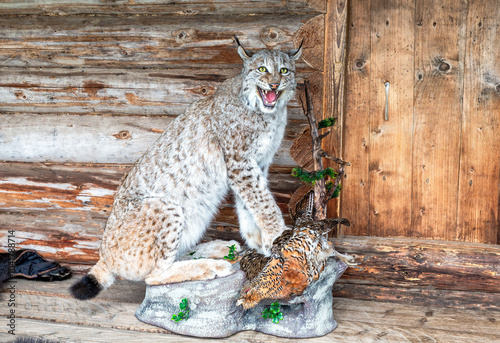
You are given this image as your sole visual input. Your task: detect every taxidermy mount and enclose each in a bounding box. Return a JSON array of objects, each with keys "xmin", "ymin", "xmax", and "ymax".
[{"xmin": 70, "ymin": 38, "xmax": 303, "ymax": 300}]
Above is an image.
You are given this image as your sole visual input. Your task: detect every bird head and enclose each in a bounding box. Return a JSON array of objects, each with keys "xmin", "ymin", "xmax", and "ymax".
[{"xmin": 236, "ymin": 287, "xmax": 263, "ymax": 309}]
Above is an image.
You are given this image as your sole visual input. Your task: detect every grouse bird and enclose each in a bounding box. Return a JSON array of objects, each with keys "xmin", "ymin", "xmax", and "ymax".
[{"xmin": 237, "ymin": 198, "xmax": 352, "ymax": 309}]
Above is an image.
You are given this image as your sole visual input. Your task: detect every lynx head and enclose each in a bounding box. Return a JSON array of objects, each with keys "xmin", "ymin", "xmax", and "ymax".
[{"xmin": 236, "ymin": 38, "xmax": 302, "ymax": 114}]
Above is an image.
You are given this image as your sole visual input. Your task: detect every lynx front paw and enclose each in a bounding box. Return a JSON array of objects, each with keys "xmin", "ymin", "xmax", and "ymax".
[
  {"xmin": 261, "ymin": 243, "xmax": 272, "ymax": 257},
  {"xmin": 260, "ymin": 227, "xmax": 286, "ymax": 256}
]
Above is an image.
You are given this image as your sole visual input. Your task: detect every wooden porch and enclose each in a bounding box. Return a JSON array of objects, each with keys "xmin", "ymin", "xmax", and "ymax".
[{"xmin": 3, "ymin": 277, "xmax": 500, "ymax": 342}]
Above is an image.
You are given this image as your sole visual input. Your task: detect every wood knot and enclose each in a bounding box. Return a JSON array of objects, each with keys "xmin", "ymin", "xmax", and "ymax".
[
  {"xmin": 14, "ymin": 90, "xmax": 27, "ymax": 99},
  {"xmin": 172, "ymin": 29, "xmax": 197, "ymax": 43},
  {"xmin": 113, "ymin": 130, "xmax": 132, "ymax": 140},
  {"xmin": 438, "ymin": 61, "xmax": 451, "ymax": 72},
  {"xmin": 179, "ymin": 9, "xmax": 196, "ymax": 15},
  {"xmin": 186, "ymin": 85, "xmax": 216, "ymax": 97},
  {"xmin": 354, "ymin": 59, "xmax": 365, "ymax": 70},
  {"xmin": 260, "ymin": 27, "xmax": 288, "ymax": 47}
]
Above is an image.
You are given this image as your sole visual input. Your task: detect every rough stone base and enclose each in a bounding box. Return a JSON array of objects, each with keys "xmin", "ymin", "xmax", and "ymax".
[{"xmin": 135, "ymin": 257, "xmax": 347, "ymax": 338}]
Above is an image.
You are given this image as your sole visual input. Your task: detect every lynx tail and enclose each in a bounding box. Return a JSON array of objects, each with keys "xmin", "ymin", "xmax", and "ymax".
[{"xmin": 70, "ymin": 260, "xmax": 114, "ymax": 300}]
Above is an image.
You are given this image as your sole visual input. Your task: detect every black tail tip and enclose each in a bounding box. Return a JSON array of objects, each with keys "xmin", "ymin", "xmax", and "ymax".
[{"xmin": 70, "ymin": 274, "xmax": 103, "ymax": 300}]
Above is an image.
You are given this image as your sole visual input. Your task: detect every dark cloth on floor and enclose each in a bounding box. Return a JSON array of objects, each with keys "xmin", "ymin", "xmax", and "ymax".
[{"xmin": 0, "ymin": 249, "xmax": 71, "ymax": 283}]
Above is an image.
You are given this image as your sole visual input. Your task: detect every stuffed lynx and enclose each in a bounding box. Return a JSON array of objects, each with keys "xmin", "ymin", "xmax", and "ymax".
[{"xmin": 70, "ymin": 39, "xmax": 302, "ymax": 300}]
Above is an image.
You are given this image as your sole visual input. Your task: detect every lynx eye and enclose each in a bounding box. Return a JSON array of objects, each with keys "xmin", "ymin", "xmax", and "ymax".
[
  {"xmin": 258, "ymin": 66, "xmax": 268, "ymax": 73},
  {"xmin": 280, "ymin": 67, "xmax": 289, "ymax": 74}
]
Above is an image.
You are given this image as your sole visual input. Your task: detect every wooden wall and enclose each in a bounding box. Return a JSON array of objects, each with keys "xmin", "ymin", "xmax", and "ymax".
[
  {"xmin": 0, "ymin": 1, "xmax": 326, "ymax": 263},
  {"xmin": 341, "ymin": 0, "xmax": 500, "ymax": 245},
  {"xmin": 1, "ymin": 1, "xmax": 499, "ymax": 310}
]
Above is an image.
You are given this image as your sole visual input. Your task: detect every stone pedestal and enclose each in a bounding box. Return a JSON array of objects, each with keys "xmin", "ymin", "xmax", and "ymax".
[{"xmin": 135, "ymin": 257, "xmax": 347, "ymax": 338}]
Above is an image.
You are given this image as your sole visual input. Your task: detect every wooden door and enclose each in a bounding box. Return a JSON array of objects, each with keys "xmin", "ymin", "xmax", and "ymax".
[{"xmin": 341, "ymin": 0, "xmax": 500, "ymax": 244}]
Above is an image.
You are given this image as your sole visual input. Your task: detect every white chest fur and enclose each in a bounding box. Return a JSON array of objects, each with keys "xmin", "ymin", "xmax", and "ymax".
[{"xmin": 255, "ymin": 108, "xmax": 287, "ymax": 169}]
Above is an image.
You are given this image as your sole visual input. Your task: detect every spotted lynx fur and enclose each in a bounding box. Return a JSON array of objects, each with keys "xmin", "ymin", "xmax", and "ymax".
[{"xmin": 70, "ymin": 41, "xmax": 302, "ymax": 299}]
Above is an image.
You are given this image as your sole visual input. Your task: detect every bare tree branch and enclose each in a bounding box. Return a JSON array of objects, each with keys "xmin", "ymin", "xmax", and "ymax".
[
  {"xmin": 300, "ymin": 80, "xmax": 327, "ymax": 220},
  {"xmin": 318, "ymin": 131, "xmax": 331, "ymax": 142},
  {"xmin": 297, "ymin": 80, "xmax": 351, "ymax": 220},
  {"xmin": 318, "ymin": 149, "xmax": 352, "ymax": 166}
]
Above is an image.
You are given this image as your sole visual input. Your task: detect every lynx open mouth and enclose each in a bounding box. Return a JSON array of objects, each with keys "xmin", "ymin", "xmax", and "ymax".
[{"xmin": 258, "ymin": 87, "xmax": 281, "ymax": 108}]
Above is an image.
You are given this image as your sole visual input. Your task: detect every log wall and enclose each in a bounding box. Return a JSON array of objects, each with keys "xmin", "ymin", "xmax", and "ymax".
[
  {"xmin": 1, "ymin": 0, "xmax": 499, "ymax": 311},
  {"xmin": 0, "ymin": 1, "xmax": 324, "ymax": 261}
]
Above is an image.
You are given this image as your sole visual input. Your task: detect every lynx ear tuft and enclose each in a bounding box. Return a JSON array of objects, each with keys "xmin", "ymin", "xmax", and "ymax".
[
  {"xmin": 235, "ymin": 36, "xmax": 253, "ymax": 60},
  {"xmin": 289, "ymin": 39, "xmax": 304, "ymax": 61}
]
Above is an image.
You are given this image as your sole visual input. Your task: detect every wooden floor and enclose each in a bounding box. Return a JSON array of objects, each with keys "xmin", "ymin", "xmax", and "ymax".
[{"xmin": 1, "ymin": 278, "xmax": 499, "ymax": 343}]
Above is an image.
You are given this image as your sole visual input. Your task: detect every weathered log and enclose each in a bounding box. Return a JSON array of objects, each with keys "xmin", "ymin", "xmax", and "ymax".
[
  {"xmin": 0, "ymin": 114, "xmax": 305, "ymax": 165},
  {"xmin": 335, "ymin": 236, "xmax": 500, "ymax": 293},
  {"xmin": 333, "ymin": 283, "xmax": 500, "ymax": 311},
  {"xmin": 0, "ymin": 162, "xmax": 301, "ymax": 262},
  {"xmin": 121, "ymin": 226, "xmax": 500, "ymax": 298},
  {"xmin": 0, "ymin": 0, "xmax": 324, "ymax": 16},
  {"xmin": 0, "ymin": 67, "xmax": 310, "ymax": 120},
  {"xmin": 0, "ymin": 15, "xmax": 317, "ymax": 69}
]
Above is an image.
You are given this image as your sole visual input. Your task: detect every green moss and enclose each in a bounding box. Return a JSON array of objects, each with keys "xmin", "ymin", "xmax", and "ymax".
[
  {"xmin": 326, "ymin": 182, "xmax": 342, "ymax": 199},
  {"xmin": 262, "ymin": 302, "xmax": 284, "ymax": 324},
  {"xmin": 318, "ymin": 117, "xmax": 336, "ymax": 129},
  {"xmin": 171, "ymin": 298, "xmax": 190, "ymax": 322},
  {"xmin": 292, "ymin": 167, "xmax": 338, "ymax": 185},
  {"xmin": 224, "ymin": 244, "xmax": 238, "ymax": 261}
]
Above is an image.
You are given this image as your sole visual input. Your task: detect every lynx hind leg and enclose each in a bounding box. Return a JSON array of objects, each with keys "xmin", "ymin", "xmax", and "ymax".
[
  {"xmin": 235, "ymin": 195, "xmax": 264, "ymax": 253},
  {"xmin": 146, "ymin": 259, "xmax": 235, "ymax": 285},
  {"xmin": 143, "ymin": 202, "xmax": 185, "ymax": 285}
]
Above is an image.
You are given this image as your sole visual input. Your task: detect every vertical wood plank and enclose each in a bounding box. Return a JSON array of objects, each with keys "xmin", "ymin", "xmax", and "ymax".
[
  {"xmin": 368, "ymin": 0, "xmax": 415, "ymax": 237},
  {"xmin": 458, "ymin": 0, "xmax": 500, "ymax": 244},
  {"xmin": 411, "ymin": 0, "xmax": 468, "ymax": 240},
  {"xmin": 323, "ymin": 0, "xmax": 348, "ymax": 219},
  {"xmin": 340, "ymin": 0, "xmax": 371, "ymax": 235}
]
